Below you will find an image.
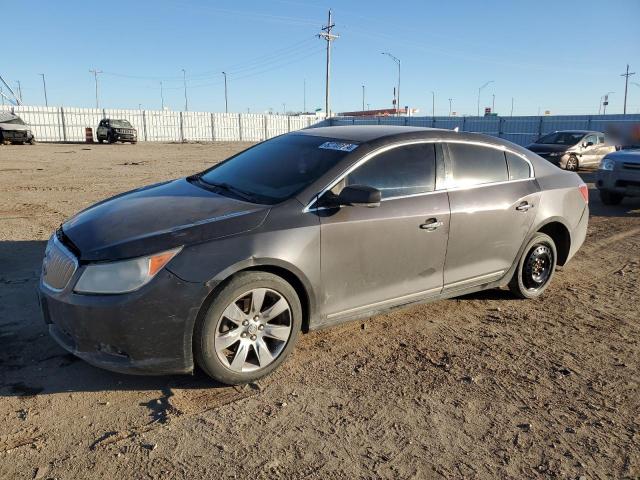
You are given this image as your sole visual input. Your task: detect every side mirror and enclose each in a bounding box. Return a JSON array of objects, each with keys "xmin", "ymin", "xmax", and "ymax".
[
  {"xmin": 583, "ymin": 141, "xmax": 594, "ymax": 148},
  {"xmin": 322, "ymin": 185, "xmax": 381, "ymax": 208}
]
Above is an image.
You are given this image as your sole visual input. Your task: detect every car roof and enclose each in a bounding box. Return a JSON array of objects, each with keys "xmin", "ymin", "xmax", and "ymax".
[
  {"xmin": 545, "ymin": 130, "xmax": 602, "ymax": 135},
  {"xmin": 298, "ymin": 125, "xmax": 447, "ymax": 142}
]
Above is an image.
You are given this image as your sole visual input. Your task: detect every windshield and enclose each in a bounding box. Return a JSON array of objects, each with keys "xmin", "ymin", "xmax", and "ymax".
[
  {"xmin": 2, "ymin": 117, "xmax": 26, "ymax": 125},
  {"xmin": 537, "ymin": 132, "xmax": 584, "ymax": 146},
  {"xmin": 198, "ymin": 134, "xmax": 357, "ymax": 204},
  {"xmin": 111, "ymin": 120, "xmax": 133, "ymax": 128}
]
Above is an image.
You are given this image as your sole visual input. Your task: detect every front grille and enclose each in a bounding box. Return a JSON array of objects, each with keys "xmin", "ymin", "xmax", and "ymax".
[
  {"xmin": 42, "ymin": 236, "xmax": 78, "ymax": 291},
  {"xmin": 623, "ymin": 162, "xmax": 640, "ymax": 170}
]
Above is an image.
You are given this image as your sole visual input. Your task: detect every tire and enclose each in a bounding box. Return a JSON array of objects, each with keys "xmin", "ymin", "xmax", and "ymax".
[
  {"xmin": 509, "ymin": 233, "xmax": 557, "ymax": 299},
  {"xmin": 565, "ymin": 155, "xmax": 578, "ymax": 171},
  {"xmin": 98, "ymin": 137, "xmax": 104, "ymax": 144},
  {"xmin": 599, "ymin": 189, "xmax": 623, "ymax": 206},
  {"xmin": 194, "ymin": 271, "xmax": 302, "ymax": 385},
  {"xmin": 28, "ymin": 137, "xmax": 36, "ymax": 145},
  {"xmin": 107, "ymin": 133, "xmax": 115, "ymax": 144}
]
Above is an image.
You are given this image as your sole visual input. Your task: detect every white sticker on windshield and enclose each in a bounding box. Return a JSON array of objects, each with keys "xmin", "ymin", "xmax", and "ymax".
[{"xmin": 318, "ymin": 141, "xmax": 359, "ymax": 152}]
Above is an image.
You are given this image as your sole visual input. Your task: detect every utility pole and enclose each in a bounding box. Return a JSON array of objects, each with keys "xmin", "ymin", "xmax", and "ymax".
[
  {"xmin": 477, "ymin": 80, "xmax": 494, "ymax": 116},
  {"xmin": 431, "ymin": 91, "xmax": 435, "ymax": 117},
  {"xmin": 303, "ymin": 79, "xmax": 306, "ymax": 112},
  {"xmin": 620, "ymin": 64, "xmax": 635, "ymax": 114},
  {"xmin": 39, "ymin": 74, "xmax": 48, "ymax": 107},
  {"xmin": 510, "ymin": 97, "xmax": 514, "ymax": 116},
  {"xmin": 181, "ymin": 69, "xmax": 188, "ymax": 112},
  {"xmin": 448, "ymin": 98, "xmax": 452, "ymax": 116},
  {"xmin": 222, "ymin": 72, "xmax": 229, "ymax": 113},
  {"xmin": 160, "ymin": 81, "xmax": 164, "ymax": 110},
  {"xmin": 282, "ymin": 103, "xmax": 286, "ymax": 114},
  {"xmin": 16, "ymin": 81, "xmax": 23, "ymax": 104},
  {"xmin": 89, "ymin": 69, "xmax": 102, "ymax": 108},
  {"xmin": 318, "ymin": 9, "xmax": 338, "ymax": 118},
  {"xmin": 492, "ymin": 93, "xmax": 495, "ymax": 112},
  {"xmin": 362, "ymin": 85, "xmax": 365, "ymax": 111},
  {"xmin": 382, "ymin": 52, "xmax": 401, "ymax": 115}
]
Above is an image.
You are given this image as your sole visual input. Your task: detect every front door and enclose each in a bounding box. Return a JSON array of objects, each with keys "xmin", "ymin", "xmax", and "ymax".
[
  {"xmin": 317, "ymin": 142, "xmax": 450, "ymax": 320},
  {"xmin": 442, "ymin": 143, "xmax": 540, "ymax": 291}
]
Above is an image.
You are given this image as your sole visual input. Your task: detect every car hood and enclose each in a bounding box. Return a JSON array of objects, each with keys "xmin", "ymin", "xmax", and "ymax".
[
  {"xmin": 62, "ymin": 178, "xmax": 269, "ymax": 262},
  {"xmin": 0, "ymin": 122, "xmax": 30, "ymax": 132},
  {"xmin": 604, "ymin": 148, "xmax": 640, "ymax": 164},
  {"xmin": 526, "ymin": 143, "xmax": 573, "ymax": 154}
]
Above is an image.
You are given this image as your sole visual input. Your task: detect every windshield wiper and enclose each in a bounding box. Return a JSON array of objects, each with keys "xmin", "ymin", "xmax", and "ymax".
[{"xmin": 199, "ymin": 179, "xmax": 257, "ymax": 202}]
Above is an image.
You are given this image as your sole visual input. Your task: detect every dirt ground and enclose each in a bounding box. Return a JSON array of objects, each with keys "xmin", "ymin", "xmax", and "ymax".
[{"xmin": 1, "ymin": 142, "xmax": 638, "ymax": 479}]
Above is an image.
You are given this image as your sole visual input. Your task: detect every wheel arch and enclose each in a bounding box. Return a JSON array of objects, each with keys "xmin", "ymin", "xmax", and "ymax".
[{"xmin": 535, "ymin": 218, "xmax": 571, "ymax": 266}]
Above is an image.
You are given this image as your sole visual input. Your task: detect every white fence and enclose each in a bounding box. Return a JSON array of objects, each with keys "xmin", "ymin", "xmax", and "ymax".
[
  {"xmin": 329, "ymin": 114, "xmax": 640, "ymax": 146},
  {"xmin": 0, "ymin": 105, "xmax": 323, "ymax": 143}
]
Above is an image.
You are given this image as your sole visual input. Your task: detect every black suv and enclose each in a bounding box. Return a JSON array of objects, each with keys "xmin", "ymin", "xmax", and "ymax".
[{"xmin": 97, "ymin": 119, "xmax": 137, "ymax": 144}]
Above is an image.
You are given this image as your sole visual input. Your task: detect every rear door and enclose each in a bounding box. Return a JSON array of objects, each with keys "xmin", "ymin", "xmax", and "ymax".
[
  {"xmin": 317, "ymin": 142, "xmax": 450, "ymax": 320},
  {"xmin": 443, "ymin": 142, "xmax": 540, "ymax": 291}
]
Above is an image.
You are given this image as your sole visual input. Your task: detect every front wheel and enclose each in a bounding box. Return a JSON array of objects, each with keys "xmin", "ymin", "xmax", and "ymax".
[
  {"xmin": 195, "ymin": 272, "xmax": 302, "ymax": 385},
  {"xmin": 565, "ymin": 155, "xmax": 578, "ymax": 171},
  {"xmin": 509, "ymin": 233, "xmax": 557, "ymax": 299},
  {"xmin": 599, "ymin": 190, "xmax": 624, "ymax": 205}
]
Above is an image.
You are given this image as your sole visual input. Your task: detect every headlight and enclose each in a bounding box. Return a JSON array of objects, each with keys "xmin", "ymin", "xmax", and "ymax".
[
  {"xmin": 599, "ymin": 158, "xmax": 615, "ymax": 171},
  {"xmin": 74, "ymin": 247, "xmax": 182, "ymax": 294},
  {"xmin": 549, "ymin": 152, "xmax": 563, "ymax": 157}
]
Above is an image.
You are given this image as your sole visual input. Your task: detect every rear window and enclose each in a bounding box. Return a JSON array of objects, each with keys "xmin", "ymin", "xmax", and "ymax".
[
  {"xmin": 447, "ymin": 143, "xmax": 508, "ymax": 187},
  {"xmin": 345, "ymin": 143, "xmax": 436, "ymax": 199},
  {"xmin": 200, "ymin": 134, "xmax": 355, "ymax": 204},
  {"xmin": 505, "ymin": 152, "xmax": 531, "ymax": 180}
]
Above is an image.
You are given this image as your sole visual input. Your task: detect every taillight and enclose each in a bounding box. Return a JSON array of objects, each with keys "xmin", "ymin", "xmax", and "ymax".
[{"xmin": 578, "ymin": 184, "xmax": 589, "ymax": 204}]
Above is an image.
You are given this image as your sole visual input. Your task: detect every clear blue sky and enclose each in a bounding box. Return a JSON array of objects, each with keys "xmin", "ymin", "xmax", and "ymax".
[{"xmin": 3, "ymin": 0, "xmax": 639, "ymax": 115}]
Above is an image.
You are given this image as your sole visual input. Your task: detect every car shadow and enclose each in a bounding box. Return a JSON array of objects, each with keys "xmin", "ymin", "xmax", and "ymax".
[{"xmin": 0, "ymin": 240, "xmax": 234, "ymax": 398}]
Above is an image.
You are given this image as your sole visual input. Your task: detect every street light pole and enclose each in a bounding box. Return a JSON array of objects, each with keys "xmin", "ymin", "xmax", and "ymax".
[
  {"xmin": 362, "ymin": 84, "xmax": 365, "ymax": 111},
  {"xmin": 382, "ymin": 52, "xmax": 401, "ymax": 115},
  {"xmin": 181, "ymin": 69, "xmax": 188, "ymax": 112},
  {"xmin": 222, "ymin": 72, "xmax": 228, "ymax": 113},
  {"xmin": 602, "ymin": 91, "xmax": 614, "ymax": 115},
  {"xmin": 89, "ymin": 69, "xmax": 102, "ymax": 108},
  {"xmin": 477, "ymin": 80, "xmax": 494, "ymax": 116},
  {"xmin": 431, "ymin": 91, "xmax": 435, "ymax": 117},
  {"xmin": 448, "ymin": 98, "xmax": 453, "ymax": 116},
  {"xmin": 492, "ymin": 93, "xmax": 495, "ymax": 112},
  {"xmin": 160, "ymin": 81, "xmax": 164, "ymax": 110},
  {"xmin": 510, "ymin": 97, "xmax": 514, "ymax": 116},
  {"xmin": 39, "ymin": 74, "xmax": 48, "ymax": 107},
  {"xmin": 620, "ymin": 64, "xmax": 636, "ymax": 115}
]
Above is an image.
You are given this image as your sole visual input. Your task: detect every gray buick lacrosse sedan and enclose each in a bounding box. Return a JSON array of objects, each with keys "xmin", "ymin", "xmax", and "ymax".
[{"xmin": 39, "ymin": 126, "xmax": 589, "ymax": 385}]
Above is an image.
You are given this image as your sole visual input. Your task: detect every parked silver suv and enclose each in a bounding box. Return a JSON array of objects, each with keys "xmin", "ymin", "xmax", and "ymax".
[{"xmin": 596, "ymin": 148, "xmax": 640, "ymax": 204}]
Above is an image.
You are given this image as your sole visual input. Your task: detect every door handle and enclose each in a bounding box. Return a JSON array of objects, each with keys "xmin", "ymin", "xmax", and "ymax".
[
  {"xmin": 420, "ymin": 218, "xmax": 443, "ymax": 230},
  {"xmin": 516, "ymin": 201, "xmax": 533, "ymax": 212}
]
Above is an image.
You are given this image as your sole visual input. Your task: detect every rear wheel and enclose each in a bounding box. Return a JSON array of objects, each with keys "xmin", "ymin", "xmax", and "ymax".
[
  {"xmin": 195, "ymin": 272, "xmax": 302, "ymax": 385},
  {"xmin": 509, "ymin": 233, "xmax": 557, "ymax": 299},
  {"xmin": 565, "ymin": 155, "xmax": 578, "ymax": 171},
  {"xmin": 599, "ymin": 190, "xmax": 624, "ymax": 205}
]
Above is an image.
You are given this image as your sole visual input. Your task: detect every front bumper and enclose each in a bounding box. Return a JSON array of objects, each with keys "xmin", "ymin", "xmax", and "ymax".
[
  {"xmin": 1, "ymin": 129, "xmax": 34, "ymax": 143},
  {"xmin": 596, "ymin": 167, "xmax": 640, "ymax": 197},
  {"xmin": 38, "ymin": 269, "xmax": 210, "ymax": 375},
  {"xmin": 113, "ymin": 133, "xmax": 137, "ymax": 142}
]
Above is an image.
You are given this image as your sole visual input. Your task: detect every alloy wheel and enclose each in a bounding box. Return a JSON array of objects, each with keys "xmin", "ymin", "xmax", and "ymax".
[
  {"xmin": 214, "ymin": 288, "xmax": 292, "ymax": 373},
  {"xmin": 565, "ymin": 156, "xmax": 578, "ymax": 171}
]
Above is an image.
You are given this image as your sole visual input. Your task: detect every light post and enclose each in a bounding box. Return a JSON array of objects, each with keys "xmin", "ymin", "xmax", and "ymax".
[
  {"xmin": 222, "ymin": 72, "xmax": 228, "ymax": 113},
  {"xmin": 602, "ymin": 91, "xmax": 614, "ymax": 115},
  {"xmin": 477, "ymin": 80, "xmax": 494, "ymax": 116},
  {"xmin": 448, "ymin": 98, "xmax": 453, "ymax": 116},
  {"xmin": 431, "ymin": 91, "xmax": 435, "ymax": 117},
  {"xmin": 362, "ymin": 84, "xmax": 365, "ymax": 111},
  {"xmin": 181, "ymin": 69, "xmax": 188, "ymax": 112},
  {"xmin": 39, "ymin": 74, "xmax": 48, "ymax": 107},
  {"xmin": 382, "ymin": 52, "xmax": 401, "ymax": 115}
]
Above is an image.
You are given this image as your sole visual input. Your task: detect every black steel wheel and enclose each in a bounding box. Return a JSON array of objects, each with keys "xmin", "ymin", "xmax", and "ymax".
[{"xmin": 509, "ymin": 233, "xmax": 557, "ymax": 299}]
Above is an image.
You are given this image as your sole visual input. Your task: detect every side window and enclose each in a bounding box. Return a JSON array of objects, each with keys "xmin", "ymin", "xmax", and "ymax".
[
  {"xmin": 345, "ymin": 143, "xmax": 436, "ymax": 199},
  {"xmin": 584, "ymin": 135, "xmax": 597, "ymax": 146},
  {"xmin": 505, "ymin": 152, "xmax": 531, "ymax": 180},
  {"xmin": 597, "ymin": 134, "xmax": 605, "ymax": 144},
  {"xmin": 447, "ymin": 143, "xmax": 508, "ymax": 187}
]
